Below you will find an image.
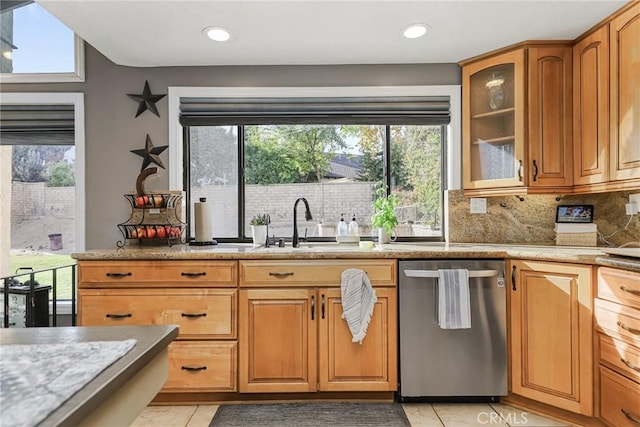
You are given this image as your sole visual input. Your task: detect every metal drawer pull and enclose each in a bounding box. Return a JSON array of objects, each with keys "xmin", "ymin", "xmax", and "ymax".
[
  {"xmin": 621, "ymin": 408, "xmax": 640, "ymax": 424},
  {"xmin": 620, "ymin": 286, "xmax": 640, "ymax": 296},
  {"xmin": 403, "ymin": 269, "xmax": 499, "ymax": 278},
  {"xmin": 181, "ymin": 366, "xmax": 207, "ymax": 372},
  {"xmin": 106, "ymin": 272, "xmax": 132, "ymax": 278},
  {"xmin": 621, "ymin": 358, "xmax": 640, "ymax": 372},
  {"xmin": 321, "ymin": 294, "xmax": 325, "ymax": 319},
  {"xmin": 617, "ymin": 321, "xmax": 640, "ymax": 335},
  {"xmin": 106, "ymin": 313, "xmax": 132, "ymax": 319},
  {"xmin": 181, "ymin": 312, "xmax": 207, "ymax": 318},
  {"xmin": 268, "ymin": 272, "xmax": 294, "ymax": 278},
  {"xmin": 311, "ymin": 295, "xmax": 315, "ymax": 320},
  {"xmin": 181, "ymin": 272, "xmax": 206, "ymax": 277}
]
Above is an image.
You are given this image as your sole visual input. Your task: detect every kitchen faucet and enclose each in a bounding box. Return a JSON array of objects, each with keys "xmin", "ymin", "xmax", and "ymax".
[{"xmin": 292, "ymin": 197, "xmax": 313, "ymax": 248}]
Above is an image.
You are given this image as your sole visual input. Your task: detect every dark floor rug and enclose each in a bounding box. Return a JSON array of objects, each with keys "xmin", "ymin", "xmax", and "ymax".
[{"xmin": 209, "ymin": 402, "xmax": 411, "ymax": 427}]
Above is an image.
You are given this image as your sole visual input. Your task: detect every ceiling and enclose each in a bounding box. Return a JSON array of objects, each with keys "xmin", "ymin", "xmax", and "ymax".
[{"xmin": 36, "ymin": 0, "xmax": 627, "ymax": 67}]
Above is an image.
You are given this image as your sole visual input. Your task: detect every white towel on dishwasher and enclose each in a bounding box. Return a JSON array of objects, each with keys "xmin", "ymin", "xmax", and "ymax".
[
  {"xmin": 437, "ymin": 268, "xmax": 471, "ymax": 329},
  {"xmin": 341, "ymin": 268, "xmax": 377, "ymax": 344}
]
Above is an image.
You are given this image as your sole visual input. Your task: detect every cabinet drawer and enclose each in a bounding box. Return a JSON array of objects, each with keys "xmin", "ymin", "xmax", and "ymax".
[
  {"xmin": 599, "ymin": 334, "xmax": 640, "ymax": 383},
  {"xmin": 79, "ymin": 289, "xmax": 236, "ymax": 339},
  {"xmin": 165, "ymin": 341, "xmax": 237, "ymax": 392},
  {"xmin": 598, "ymin": 267, "xmax": 640, "ymax": 310},
  {"xmin": 600, "ymin": 366, "xmax": 640, "ymax": 427},
  {"xmin": 78, "ymin": 260, "xmax": 237, "ymax": 288},
  {"xmin": 595, "ymin": 298, "xmax": 640, "ymax": 346},
  {"xmin": 239, "ymin": 260, "xmax": 396, "ymax": 287}
]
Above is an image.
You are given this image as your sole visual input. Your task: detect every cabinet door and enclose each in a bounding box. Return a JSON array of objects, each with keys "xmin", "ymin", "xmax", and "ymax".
[
  {"xmin": 318, "ymin": 288, "xmax": 397, "ymax": 392},
  {"xmin": 573, "ymin": 26, "xmax": 610, "ymax": 186},
  {"xmin": 463, "ymin": 49, "xmax": 526, "ymax": 190},
  {"xmin": 609, "ymin": 3, "xmax": 640, "ymax": 181},
  {"xmin": 509, "ymin": 260, "xmax": 593, "ymax": 415},
  {"xmin": 528, "ymin": 46, "xmax": 573, "ymax": 188},
  {"xmin": 239, "ymin": 288, "xmax": 317, "ymax": 392}
]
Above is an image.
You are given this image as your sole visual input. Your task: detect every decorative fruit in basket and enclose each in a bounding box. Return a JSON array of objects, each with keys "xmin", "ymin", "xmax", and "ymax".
[
  {"xmin": 146, "ymin": 226, "xmax": 157, "ymax": 239},
  {"xmin": 156, "ymin": 226, "xmax": 167, "ymax": 239},
  {"xmin": 136, "ymin": 226, "xmax": 147, "ymax": 239},
  {"xmin": 130, "ymin": 227, "xmax": 138, "ymax": 238},
  {"xmin": 170, "ymin": 226, "xmax": 181, "ymax": 237},
  {"xmin": 152, "ymin": 195, "xmax": 164, "ymax": 207}
]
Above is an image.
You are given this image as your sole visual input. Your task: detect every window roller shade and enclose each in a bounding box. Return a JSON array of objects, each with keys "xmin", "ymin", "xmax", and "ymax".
[
  {"xmin": 179, "ymin": 96, "xmax": 450, "ymax": 126},
  {"xmin": 0, "ymin": 104, "xmax": 75, "ymax": 145}
]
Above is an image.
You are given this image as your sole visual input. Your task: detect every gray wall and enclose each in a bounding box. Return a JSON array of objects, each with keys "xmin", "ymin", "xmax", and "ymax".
[{"xmin": 1, "ymin": 45, "xmax": 461, "ymax": 249}]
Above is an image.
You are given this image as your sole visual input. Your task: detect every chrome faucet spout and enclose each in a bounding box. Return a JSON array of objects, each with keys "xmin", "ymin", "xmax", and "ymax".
[{"xmin": 293, "ymin": 197, "xmax": 313, "ymax": 248}]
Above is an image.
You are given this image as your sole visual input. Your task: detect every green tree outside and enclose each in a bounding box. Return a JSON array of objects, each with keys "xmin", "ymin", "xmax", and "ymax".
[{"xmin": 47, "ymin": 162, "xmax": 75, "ymax": 186}]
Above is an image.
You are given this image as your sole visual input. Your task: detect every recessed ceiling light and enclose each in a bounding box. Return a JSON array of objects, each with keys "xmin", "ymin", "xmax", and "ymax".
[
  {"xmin": 203, "ymin": 26, "xmax": 231, "ymax": 42},
  {"xmin": 402, "ymin": 24, "xmax": 429, "ymax": 39}
]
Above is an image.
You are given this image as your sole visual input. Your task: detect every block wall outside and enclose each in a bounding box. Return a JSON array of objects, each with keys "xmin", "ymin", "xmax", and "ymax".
[{"xmin": 11, "ymin": 182, "xmax": 76, "ymax": 222}]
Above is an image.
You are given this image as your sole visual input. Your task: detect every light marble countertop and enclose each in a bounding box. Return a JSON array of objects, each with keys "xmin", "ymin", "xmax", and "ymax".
[
  {"xmin": 72, "ymin": 242, "xmax": 615, "ymax": 265},
  {"xmin": 0, "ymin": 325, "xmax": 178, "ymax": 427}
]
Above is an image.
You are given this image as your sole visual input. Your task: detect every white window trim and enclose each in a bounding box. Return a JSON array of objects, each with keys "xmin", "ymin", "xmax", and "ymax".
[
  {"xmin": 0, "ymin": 92, "xmax": 85, "ymax": 252},
  {"xmin": 0, "ymin": 35, "xmax": 85, "ymax": 83}
]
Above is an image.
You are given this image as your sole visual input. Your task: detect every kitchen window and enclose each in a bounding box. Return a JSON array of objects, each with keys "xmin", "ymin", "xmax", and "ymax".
[
  {"xmin": 0, "ymin": 1, "xmax": 84, "ymax": 83},
  {"xmin": 172, "ymin": 86, "xmax": 460, "ymax": 243}
]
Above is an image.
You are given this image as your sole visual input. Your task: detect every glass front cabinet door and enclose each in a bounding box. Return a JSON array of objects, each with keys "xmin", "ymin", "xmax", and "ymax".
[{"xmin": 463, "ymin": 49, "xmax": 526, "ymax": 191}]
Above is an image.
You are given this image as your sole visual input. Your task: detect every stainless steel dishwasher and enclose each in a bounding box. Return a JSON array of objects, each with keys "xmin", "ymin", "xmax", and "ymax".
[{"xmin": 398, "ymin": 259, "xmax": 507, "ymax": 402}]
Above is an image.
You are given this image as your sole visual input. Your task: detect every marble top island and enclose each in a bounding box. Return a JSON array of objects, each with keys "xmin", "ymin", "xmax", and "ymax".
[{"xmin": 0, "ymin": 325, "xmax": 178, "ymax": 427}]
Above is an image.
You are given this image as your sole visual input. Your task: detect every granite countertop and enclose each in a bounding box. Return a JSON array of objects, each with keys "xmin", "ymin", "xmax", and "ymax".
[
  {"xmin": 72, "ymin": 242, "xmax": 611, "ymax": 265},
  {"xmin": 0, "ymin": 325, "xmax": 178, "ymax": 427}
]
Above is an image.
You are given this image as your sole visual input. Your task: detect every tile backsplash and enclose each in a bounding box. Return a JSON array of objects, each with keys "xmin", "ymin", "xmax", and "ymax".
[{"xmin": 447, "ymin": 190, "xmax": 640, "ymax": 247}]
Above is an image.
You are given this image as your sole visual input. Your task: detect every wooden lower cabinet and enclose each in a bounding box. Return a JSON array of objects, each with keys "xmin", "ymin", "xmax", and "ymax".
[
  {"xmin": 595, "ymin": 266, "xmax": 640, "ymax": 426},
  {"xmin": 77, "ymin": 260, "xmax": 239, "ymax": 394},
  {"xmin": 238, "ymin": 259, "xmax": 397, "ymax": 394},
  {"xmin": 239, "ymin": 287, "xmax": 397, "ymax": 393},
  {"xmin": 508, "ymin": 260, "xmax": 593, "ymax": 416}
]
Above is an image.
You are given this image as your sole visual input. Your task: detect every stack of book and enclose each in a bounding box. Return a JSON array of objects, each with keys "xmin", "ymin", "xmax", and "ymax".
[{"xmin": 554, "ymin": 223, "xmax": 598, "ymax": 246}]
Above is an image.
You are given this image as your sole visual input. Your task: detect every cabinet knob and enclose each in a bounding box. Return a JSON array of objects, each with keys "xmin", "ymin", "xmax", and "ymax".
[
  {"xmin": 532, "ymin": 160, "xmax": 538, "ymax": 182},
  {"xmin": 620, "ymin": 286, "xmax": 640, "ymax": 296},
  {"xmin": 181, "ymin": 272, "xmax": 206, "ymax": 277},
  {"xmin": 181, "ymin": 366, "xmax": 207, "ymax": 372},
  {"xmin": 617, "ymin": 321, "xmax": 640, "ymax": 335},
  {"xmin": 106, "ymin": 272, "xmax": 132, "ymax": 278},
  {"xmin": 621, "ymin": 409, "xmax": 640, "ymax": 424},
  {"xmin": 181, "ymin": 312, "xmax": 207, "ymax": 318},
  {"xmin": 268, "ymin": 272, "xmax": 294, "ymax": 278},
  {"xmin": 106, "ymin": 313, "xmax": 132, "ymax": 319}
]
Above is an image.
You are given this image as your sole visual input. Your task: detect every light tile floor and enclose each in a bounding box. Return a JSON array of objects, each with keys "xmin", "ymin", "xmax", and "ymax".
[{"xmin": 131, "ymin": 403, "xmax": 572, "ymax": 427}]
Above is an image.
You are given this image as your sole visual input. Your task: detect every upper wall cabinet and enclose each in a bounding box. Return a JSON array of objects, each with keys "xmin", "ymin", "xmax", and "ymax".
[
  {"xmin": 462, "ymin": 49, "xmax": 525, "ymax": 191},
  {"xmin": 609, "ymin": 2, "xmax": 640, "ymax": 183},
  {"xmin": 573, "ymin": 1, "xmax": 640, "ymax": 194},
  {"xmin": 462, "ymin": 44, "xmax": 573, "ymax": 195},
  {"xmin": 573, "ymin": 25, "xmax": 610, "ymax": 187}
]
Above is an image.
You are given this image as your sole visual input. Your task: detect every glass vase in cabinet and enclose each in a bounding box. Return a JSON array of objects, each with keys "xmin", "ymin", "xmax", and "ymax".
[{"xmin": 463, "ymin": 49, "xmax": 526, "ymax": 190}]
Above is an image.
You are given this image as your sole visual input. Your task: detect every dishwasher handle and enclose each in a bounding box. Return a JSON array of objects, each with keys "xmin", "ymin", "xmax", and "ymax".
[{"xmin": 403, "ymin": 269, "xmax": 499, "ymax": 278}]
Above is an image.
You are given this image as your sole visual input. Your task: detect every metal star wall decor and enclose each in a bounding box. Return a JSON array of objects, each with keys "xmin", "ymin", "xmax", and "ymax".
[
  {"xmin": 130, "ymin": 134, "xmax": 168, "ymax": 172},
  {"xmin": 127, "ymin": 80, "xmax": 166, "ymax": 118}
]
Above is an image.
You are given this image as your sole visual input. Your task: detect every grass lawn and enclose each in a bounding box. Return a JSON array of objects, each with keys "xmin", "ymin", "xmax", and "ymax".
[{"xmin": 8, "ymin": 253, "xmax": 76, "ymax": 300}]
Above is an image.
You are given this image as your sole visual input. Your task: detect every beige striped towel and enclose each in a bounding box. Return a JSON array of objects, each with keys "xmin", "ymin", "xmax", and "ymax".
[
  {"xmin": 437, "ymin": 268, "xmax": 471, "ymax": 329},
  {"xmin": 341, "ymin": 268, "xmax": 377, "ymax": 344}
]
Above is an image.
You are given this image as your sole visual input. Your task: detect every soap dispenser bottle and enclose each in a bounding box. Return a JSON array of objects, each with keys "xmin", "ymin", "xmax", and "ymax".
[
  {"xmin": 348, "ymin": 214, "xmax": 359, "ymax": 236},
  {"xmin": 337, "ymin": 214, "xmax": 348, "ymax": 236}
]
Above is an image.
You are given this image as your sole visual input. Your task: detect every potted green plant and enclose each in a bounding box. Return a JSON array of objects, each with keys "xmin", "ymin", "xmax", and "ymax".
[
  {"xmin": 250, "ymin": 213, "xmax": 270, "ymax": 247},
  {"xmin": 371, "ymin": 186, "xmax": 399, "ymax": 244}
]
